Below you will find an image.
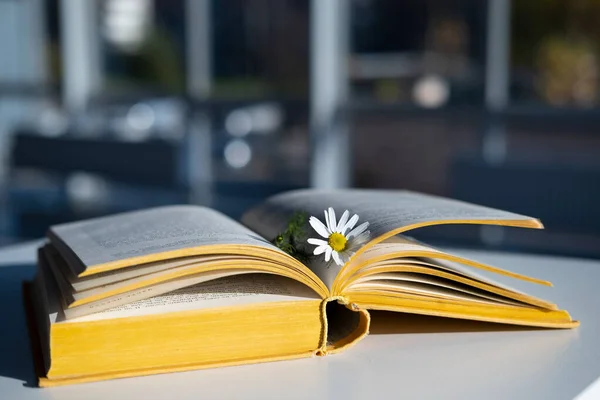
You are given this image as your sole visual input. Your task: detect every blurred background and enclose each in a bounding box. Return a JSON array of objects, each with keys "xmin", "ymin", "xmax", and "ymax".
[{"xmin": 0, "ymin": 0, "xmax": 599, "ymax": 258}]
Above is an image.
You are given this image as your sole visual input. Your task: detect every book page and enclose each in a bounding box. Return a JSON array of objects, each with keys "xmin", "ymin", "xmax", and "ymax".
[
  {"xmin": 347, "ymin": 280, "xmax": 520, "ymax": 307},
  {"xmin": 243, "ymin": 189, "xmax": 540, "ymax": 243},
  {"xmin": 349, "ymin": 273, "xmax": 528, "ymax": 307},
  {"xmin": 242, "ymin": 189, "xmax": 541, "ymax": 288},
  {"xmin": 338, "ymin": 236, "xmax": 557, "ymax": 310},
  {"xmin": 70, "ymin": 256, "xmax": 261, "ymax": 300},
  {"xmin": 65, "ymin": 274, "xmax": 320, "ymax": 323},
  {"xmin": 63, "ymin": 269, "xmax": 272, "ymax": 319},
  {"xmin": 49, "ymin": 205, "xmax": 283, "ymax": 276},
  {"xmin": 71, "ymin": 254, "xmax": 239, "ymax": 292},
  {"xmin": 350, "ymin": 235, "xmax": 551, "ymax": 290}
]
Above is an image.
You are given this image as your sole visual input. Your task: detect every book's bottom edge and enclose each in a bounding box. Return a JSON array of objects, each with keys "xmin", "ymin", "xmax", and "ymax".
[{"xmin": 38, "ymin": 351, "xmax": 316, "ymax": 387}]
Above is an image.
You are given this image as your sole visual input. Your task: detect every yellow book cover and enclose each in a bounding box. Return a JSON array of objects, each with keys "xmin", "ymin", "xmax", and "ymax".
[{"xmin": 26, "ymin": 189, "xmax": 579, "ymax": 387}]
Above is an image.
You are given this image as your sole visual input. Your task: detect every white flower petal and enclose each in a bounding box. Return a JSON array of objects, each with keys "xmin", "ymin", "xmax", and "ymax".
[
  {"xmin": 328, "ymin": 207, "xmax": 337, "ymax": 232},
  {"xmin": 325, "ymin": 246, "xmax": 332, "ymax": 262},
  {"xmin": 347, "ymin": 221, "xmax": 369, "ymax": 239},
  {"xmin": 342, "ymin": 214, "xmax": 359, "ymax": 234},
  {"xmin": 346, "ymin": 231, "xmax": 370, "ymax": 253},
  {"xmin": 351, "ymin": 231, "xmax": 370, "ymax": 245},
  {"xmin": 347, "ymin": 242, "xmax": 364, "ymax": 253},
  {"xmin": 324, "ymin": 210, "xmax": 334, "ymax": 233},
  {"xmin": 313, "ymin": 245, "xmax": 328, "ymax": 255},
  {"xmin": 307, "ymin": 238, "xmax": 327, "ymax": 246},
  {"xmin": 309, "ymin": 216, "xmax": 330, "ymax": 238},
  {"xmin": 336, "ymin": 210, "xmax": 349, "ymax": 233},
  {"xmin": 332, "ymin": 251, "xmax": 343, "ymax": 266},
  {"xmin": 338, "ymin": 251, "xmax": 351, "ymax": 264}
]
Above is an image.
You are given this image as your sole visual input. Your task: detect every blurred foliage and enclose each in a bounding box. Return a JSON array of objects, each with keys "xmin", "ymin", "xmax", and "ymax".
[
  {"xmin": 512, "ymin": 0, "xmax": 600, "ymax": 105},
  {"xmin": 536, "ymin": 37, "xmax": 598, "ymax": 106},
  {"xmin": 512, "ymin": 0, "xmax": 599, "ymax": 66},
  {"xmin": 105, "ymin": 26, "xmax": 185, "ymax": 93}
]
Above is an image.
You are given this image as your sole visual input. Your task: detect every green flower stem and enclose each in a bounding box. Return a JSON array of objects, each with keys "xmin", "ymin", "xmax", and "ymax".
[{"xmin": 272, "ymin": 212, "xmax": 311, "ymax": 263}]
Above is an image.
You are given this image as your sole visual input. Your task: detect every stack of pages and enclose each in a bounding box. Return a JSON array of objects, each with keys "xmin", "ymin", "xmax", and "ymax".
[{"xmin": 26, "ymin": 189, "xmax": 578, "ymax": 386}]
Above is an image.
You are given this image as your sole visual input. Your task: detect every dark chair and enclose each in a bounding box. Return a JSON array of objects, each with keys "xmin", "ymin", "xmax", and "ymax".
[{"xmin": 6, "ymin": 129, "xmax": 190, "ymax": 238}]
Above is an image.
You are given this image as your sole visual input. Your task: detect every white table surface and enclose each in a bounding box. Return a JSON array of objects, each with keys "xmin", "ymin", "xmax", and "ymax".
[{"xmin": 1, "ymin": 240, "xmax": 599, "ymax": 400}]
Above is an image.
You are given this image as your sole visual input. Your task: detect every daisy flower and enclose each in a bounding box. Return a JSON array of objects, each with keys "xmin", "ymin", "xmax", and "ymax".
[{"xmin": 307, "ymin": 208, "xmax": 370, "ymax": 266}]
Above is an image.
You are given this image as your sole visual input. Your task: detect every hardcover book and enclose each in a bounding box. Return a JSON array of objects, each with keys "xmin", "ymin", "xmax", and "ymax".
[{"xmin": 26, "ymin": 189, "xmax": 578, "ymax": 386}]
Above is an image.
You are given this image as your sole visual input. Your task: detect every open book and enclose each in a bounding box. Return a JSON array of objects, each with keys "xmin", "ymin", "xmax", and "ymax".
[{"xmin": 26, "ymin": 189, "xmax": 579, "ymax": 387}]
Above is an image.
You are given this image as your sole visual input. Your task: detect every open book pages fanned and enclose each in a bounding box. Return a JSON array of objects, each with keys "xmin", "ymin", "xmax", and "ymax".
[{"xmin": 25, "ymin": 189, "xmax": 579, "ymax": 387}]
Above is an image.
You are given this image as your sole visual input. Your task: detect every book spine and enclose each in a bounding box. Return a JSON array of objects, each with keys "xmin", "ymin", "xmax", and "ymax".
[{"xmin": 315, "ymin": 296, "xmax": 371, "ymax": 356}]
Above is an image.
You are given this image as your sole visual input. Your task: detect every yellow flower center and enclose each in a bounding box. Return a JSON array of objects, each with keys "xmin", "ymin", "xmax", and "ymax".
[{"xmin": 328, "ymin": 232, "xmax": 347, "ymax": 252}]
